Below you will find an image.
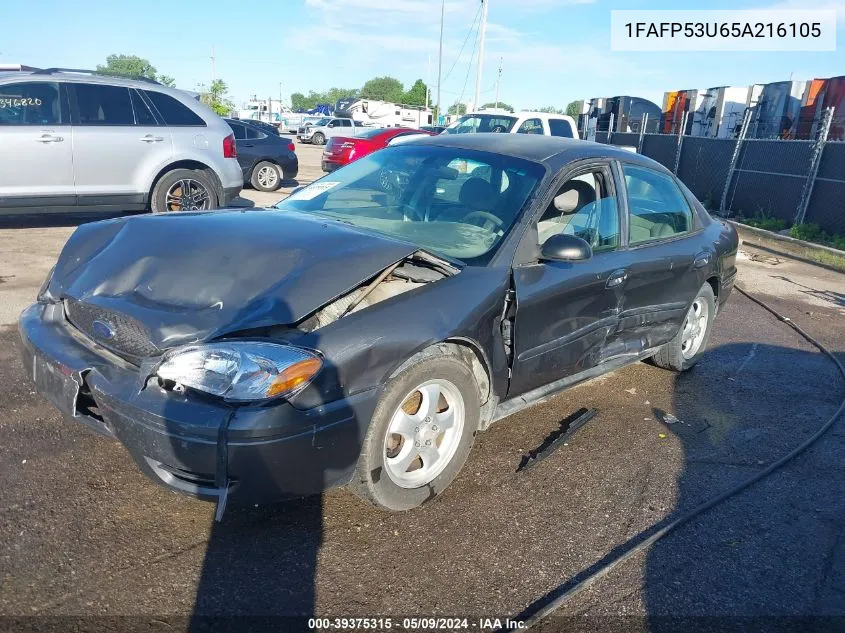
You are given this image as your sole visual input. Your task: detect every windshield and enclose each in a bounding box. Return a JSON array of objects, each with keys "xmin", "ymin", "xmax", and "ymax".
[
  {"xmin": 445, "ymin": 114, "xmax": 518, "ymax": 134},
  {"xmin": 275, "ymin": 145, "xmax": 544, "ymax": 264}
]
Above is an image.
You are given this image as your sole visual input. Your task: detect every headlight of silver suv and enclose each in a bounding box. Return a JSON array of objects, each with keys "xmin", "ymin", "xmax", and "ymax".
[{"xmin": 155, "ymin": 342, "xmax": 322, "ymax": 402}]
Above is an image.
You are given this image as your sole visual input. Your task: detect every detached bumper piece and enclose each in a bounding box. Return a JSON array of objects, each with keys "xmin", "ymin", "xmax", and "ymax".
[{"xmin": 18, "ymin": 303, "xmax": 379, "ymax": 517}]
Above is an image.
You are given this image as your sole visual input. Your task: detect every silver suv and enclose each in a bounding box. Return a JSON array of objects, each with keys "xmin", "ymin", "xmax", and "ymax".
[{"xmin": 0, "ymin": 69, "xmax": 242, "ymax": 214}]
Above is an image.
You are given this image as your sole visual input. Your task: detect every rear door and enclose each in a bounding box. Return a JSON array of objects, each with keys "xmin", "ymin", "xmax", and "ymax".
[
  {"xmin": 614, "ymin": 162, "xmax": 703, "ymax": 350},
  {"xmin": 70, "ymin": 83, "xmax": 173, "ymax": 207},
  {"xmin": 0, "ymin": 80, "xmax": 75, "ymax": 211},
  {"xmin": 510, "ymin": 162, "xmax": 630, "ymax": 396}
]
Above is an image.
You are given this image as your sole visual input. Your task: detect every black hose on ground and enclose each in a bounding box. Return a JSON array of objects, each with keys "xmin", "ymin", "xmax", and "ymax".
[{"xmin": 504, "ymin": 286, "xmax": 845, "ymax": 631}]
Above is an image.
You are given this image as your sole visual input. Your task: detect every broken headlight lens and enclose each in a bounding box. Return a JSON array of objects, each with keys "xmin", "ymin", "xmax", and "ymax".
[
  {"xmin": 37, "ymin": 265, "xmax": 55, "ymax": 302},
  {"xmin": 155, "ymin": 342, "xmax": 322, "ymax": 402}
]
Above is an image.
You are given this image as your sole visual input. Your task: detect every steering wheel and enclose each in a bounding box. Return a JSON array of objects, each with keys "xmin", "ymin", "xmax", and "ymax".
[{"xmin": 462, "ymin": 210, "xmax": 504, "ymax": 232}]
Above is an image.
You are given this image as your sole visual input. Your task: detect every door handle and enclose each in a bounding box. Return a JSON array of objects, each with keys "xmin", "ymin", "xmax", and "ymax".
[
  {"xmin": 242, "ymin": 143, "xmax": 254, "ymax": 147},
  {"xmin": 694, "ymin": 252, "xmax": 712, "ymax": 269},
  {"xmin": 36, "ymin": 134, "xmax": 63, "ymax": 143},
  {"xmin": 139, "ymin": 135, "xmax": 164, "ymax": 143},
  {"xmin": 606, "ymin": 269, "xmax": 628, "ymax": 288}
]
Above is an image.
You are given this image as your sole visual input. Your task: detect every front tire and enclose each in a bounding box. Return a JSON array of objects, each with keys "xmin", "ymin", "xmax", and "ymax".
[
  {"xmin": 312, "ymin": 132, "xmax": 325, "ymax": 145},
  {"xmin": 151, "ymin": 169, "xmax": 218, "ymax": 213},
  {"xmin": 651, "ymin": 282, "xmax": 716, "ymax": 372},
  {"xmin": 250, "ymin": 161, "xmax": 282, "ymax": 192},
  {"xmin": 352, "ymin": 352, "xmax": 479, "ymax": 511}
]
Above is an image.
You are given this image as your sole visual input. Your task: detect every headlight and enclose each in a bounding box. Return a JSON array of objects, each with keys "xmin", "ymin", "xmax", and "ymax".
[{"xmin": 155, "ymin": 342, "xmax": 322, "ymax": 402}]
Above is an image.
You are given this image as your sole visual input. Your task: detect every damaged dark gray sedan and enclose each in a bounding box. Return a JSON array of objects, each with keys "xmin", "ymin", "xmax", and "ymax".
[{"xmin": 19, "ymin": 135, "xmax": 738, "ymax": 514}]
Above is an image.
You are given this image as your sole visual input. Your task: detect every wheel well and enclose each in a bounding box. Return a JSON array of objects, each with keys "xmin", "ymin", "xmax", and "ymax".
[
  {"xmin": 389, "ymin": 340, "xmax": 492, "ymax": 405},
  {"xmin": 148, "ymin": 160, "xmax": 221, "ymax": 205},
  {"xmin": 706, "ymin": 276, "xmax": 719, "ymax": 300}
]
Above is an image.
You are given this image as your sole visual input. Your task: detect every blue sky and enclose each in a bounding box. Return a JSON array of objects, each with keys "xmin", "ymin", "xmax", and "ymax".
[{"xmin": 2, "ymin": 0, "xmax": 842, "ymax": 110}]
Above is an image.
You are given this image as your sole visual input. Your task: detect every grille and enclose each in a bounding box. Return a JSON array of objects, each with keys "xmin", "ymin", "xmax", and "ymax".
[{"xmin": 64, "ymin": 298, "xmax": 159, "ymax": 362}]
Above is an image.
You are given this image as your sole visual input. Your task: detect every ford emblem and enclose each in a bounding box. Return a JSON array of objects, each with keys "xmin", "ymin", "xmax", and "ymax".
[{"xmin": 91, "ymin": 320, "xmax": 116, "ymax": 340}]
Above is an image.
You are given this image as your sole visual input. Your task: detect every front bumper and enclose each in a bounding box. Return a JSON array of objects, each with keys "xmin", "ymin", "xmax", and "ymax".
[{"xmin": 18, "ymin": 303, "xmax": 379, "ymax": 506}]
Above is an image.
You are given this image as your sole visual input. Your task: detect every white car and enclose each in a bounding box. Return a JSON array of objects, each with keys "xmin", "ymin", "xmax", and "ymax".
[{"xmin": 444, "ymin": 111, "xmax": 579, "ymax": 139}]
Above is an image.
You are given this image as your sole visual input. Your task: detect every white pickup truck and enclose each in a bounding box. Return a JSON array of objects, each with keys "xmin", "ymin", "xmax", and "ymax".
[
  {"xmin": 297, "ymin": 117, "xmax": 368, "ymax": 145},
  {"xmin": 444, "ymin": 111, "xmax": 580, "ymax": 139}
]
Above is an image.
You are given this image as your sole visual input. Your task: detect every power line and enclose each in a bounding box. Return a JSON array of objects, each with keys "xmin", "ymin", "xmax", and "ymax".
[
  {"xmin": 456, "ymin": 11, "xmax": 482, "ymax": 107},
  {"xmin": 441, "ymin": 2, "xmax": 482, "ymax": 85}
]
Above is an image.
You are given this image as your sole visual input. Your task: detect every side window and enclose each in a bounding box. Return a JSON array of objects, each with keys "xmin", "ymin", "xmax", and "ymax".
[
  {"xmin": 244, "ymin": 125, "xmax": 263, "ymax": 139},
  {"xmin": 143, "ymin": 90, "xmax": 206, "ymax": 126},
  {"xmin": 74, "ymin": 84, "xmax": 134, "ymax": 125},
  {"xmin": 229, "ymin": 121, "xmax": 246, "ymax": 140},
  {"xmin": 130, "ymin": 89, "xmax": 157, "ymax": 126},
  {"xmin": 327, "ymin": 120, "xmax": 337, "ymax": 128},
  {"xmin": 537, "ymin": 169, "xmax": 620, "ymax": 253},
  {"xmin": 517, "ymin": 118, "xmax": 543, "ymax": 134},
  {"xmin": 623, "ymin": 164, "xmax": 693, "ymax": 244},
  {"xmin": 548, "ymin": 118, "xmax": 574, "ymax": 138},
  {"xmin": 0, "ymin": 82, "xmax": 63, "ymax": 125},
  {"xmin": 341, "ymin": 119, "xmax": 352, "ymax": 127}
]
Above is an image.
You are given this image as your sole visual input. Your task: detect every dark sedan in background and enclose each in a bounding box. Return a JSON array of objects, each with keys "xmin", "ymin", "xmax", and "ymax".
[
  {"xmin": 225, "ymin": 119, "xmax": 298, "ymax": 191},
  {"xmin": 19, "ymin": 135, "xmax": 737, "ymax": 516}
]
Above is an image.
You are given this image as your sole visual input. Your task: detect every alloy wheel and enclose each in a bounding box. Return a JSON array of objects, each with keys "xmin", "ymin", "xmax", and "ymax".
[
  {"xmin": 165, "ymin": 179, "xmax": 211, "ymax": 212},
  {"xmin": 383, "ymin": 379, "xmax": 465, "ymax": 489},
  {"xmin": 680, "ymin": 298, "xmax": 709, "ymax": 359}
]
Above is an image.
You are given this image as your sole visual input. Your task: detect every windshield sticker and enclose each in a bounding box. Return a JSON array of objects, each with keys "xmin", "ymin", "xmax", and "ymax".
[{"xmin": 287, "ymin": 181, "xmax": 341, "ymax": 200}]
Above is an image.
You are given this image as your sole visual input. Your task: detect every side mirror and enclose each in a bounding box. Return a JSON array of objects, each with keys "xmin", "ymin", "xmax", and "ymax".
[{"xmin": 540, "ymin": 233, "xmax": 592, "ymax": 262}]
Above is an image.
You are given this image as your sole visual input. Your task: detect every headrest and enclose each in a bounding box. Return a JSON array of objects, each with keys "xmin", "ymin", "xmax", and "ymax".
[
  {"xmin": 553, "ymin": 180, "xmax": 595, "ymax": 214},
  {"xmin": 459, "ymin": 177, "xmax": 497, "ymax": 210}
]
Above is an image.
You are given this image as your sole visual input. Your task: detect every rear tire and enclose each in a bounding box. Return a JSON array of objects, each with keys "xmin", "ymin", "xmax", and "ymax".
[
  {"xmin": 651, "ymin": 282, "xmax": 716, "ymax": 372},
  {"xmin": 312, "ymin": 132, "xmax": 325, "ymax": 145},
  {"xmin": 351, "ymin": 352, "xmax": 479, "ymax": 511},
  {"xmin": 150, "ymin": 169, "xmax": 218, "ymax": 213},
  {"xmin": 250, "ymin": 161, "xmax": 282, "ymax": 192}
]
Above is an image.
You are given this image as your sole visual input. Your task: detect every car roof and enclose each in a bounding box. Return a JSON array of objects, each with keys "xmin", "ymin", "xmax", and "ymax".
[
  {"xmin": 0, "ymin": 70, "xmax": 167, "ymax": 91},
  {"xmin": 407, "ymin": 133, "xmax": 662, "ymax": 168}
]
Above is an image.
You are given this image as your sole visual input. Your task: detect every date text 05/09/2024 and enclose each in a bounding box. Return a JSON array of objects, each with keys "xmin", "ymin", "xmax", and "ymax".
[{"xmin": 307, "ymin": 617, "xmax": 526, "ymax": 630}]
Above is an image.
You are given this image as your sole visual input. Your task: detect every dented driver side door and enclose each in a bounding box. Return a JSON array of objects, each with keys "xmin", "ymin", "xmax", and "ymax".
[{"xmin": 508, "ymin": 162, "xmax": 629, "ymax": 397}]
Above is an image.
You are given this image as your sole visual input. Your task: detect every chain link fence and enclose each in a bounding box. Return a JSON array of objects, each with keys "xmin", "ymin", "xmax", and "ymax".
[{"xmin": 598, "ymin": 109, "xmax": 845, "ymax": 237}]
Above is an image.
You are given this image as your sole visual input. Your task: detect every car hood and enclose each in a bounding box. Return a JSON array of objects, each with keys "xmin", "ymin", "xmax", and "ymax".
[{"xmin": 48, "ymin": 208, "xmax": 418, "ymax": 350}]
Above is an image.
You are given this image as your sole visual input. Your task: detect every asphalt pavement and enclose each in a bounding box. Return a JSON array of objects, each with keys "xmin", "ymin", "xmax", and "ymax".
[{"xmin": 1, "ymin": 140, "xmax": 844, "ymax": 630}]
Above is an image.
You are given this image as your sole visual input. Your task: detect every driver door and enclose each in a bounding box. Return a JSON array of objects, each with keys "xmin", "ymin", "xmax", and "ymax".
[{"xmin": 509, "ymin": 162, "xmax": 630, "ymax": 396}]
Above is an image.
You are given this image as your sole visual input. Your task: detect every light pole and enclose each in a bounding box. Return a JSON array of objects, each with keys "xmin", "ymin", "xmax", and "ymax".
[{"xmin": 436, "ymin": 0, "xmax": 445, "ymax": 124}]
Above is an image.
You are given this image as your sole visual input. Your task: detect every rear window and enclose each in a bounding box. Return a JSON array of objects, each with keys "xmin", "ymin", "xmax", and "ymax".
[
  {"xmin": 548, "ymin": 118, "xmax": 574, "ymax": 138},
  {"xmin": 358, "ymin": 128, "xmax": 388, "ymax": 139},
  {"xmin": 144, "ymin": 90, "xmax": 206, "ymax": 126},
  {"xmin": 74, "ymin": 84, "xmax": 134, "ymax": 125}
]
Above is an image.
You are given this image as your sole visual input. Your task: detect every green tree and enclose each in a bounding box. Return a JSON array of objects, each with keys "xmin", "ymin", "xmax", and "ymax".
[
  {"xmin": 97, "ymin": 54, "xmax": 175, "ymax": 86},
  {"xmin": 360, "ymin": 76, "xmax": 404, "ymax": 103},
  {"xmin": 402, "ymin": 79, "xmax": 429, "ymax": 106},
  {"xmin": 291, "ymin": 88, "xmax": 358, "ymax": 111},
  {"xmin": 448, "ymin": 102, "xmax": 467, "ymax": 116},
  {"xmin": 481, "ymin": 101, "xmax": 514, "ymax": 112},
  {"xmin": 565, "ymin": 100, "xmax": 583, "ymax": 117},
  {"xmin": 201, "ymin": 79, "xmax": 234, "ymax": 117},
  {"xmin": 537, "ymin": 105, "xmax": 565, "ymax": 114}
]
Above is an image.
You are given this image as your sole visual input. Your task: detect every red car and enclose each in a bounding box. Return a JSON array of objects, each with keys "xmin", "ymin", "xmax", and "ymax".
[{"xmin": 321, "ymin": 127, "xmax": 436, "ymax": 172}]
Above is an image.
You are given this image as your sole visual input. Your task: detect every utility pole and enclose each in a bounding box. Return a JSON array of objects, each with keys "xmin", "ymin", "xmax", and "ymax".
[
  {"xmin": 436, "ymin": 0, "xmax": 445, "ymax": 124},
  {"xmin": 279, "ymin": 82, "xmax": 283, "ymax": 108},
  {"xmin": 210, "ymin": 45, "xmax": 216, "ymax": 83},
  {"xmin": 472, "ymin": 0, "xmax": 489, "ymax": 112},
  {"xmin": 494, "ymin": 56, "xmax": 502, "ymax": 109},
  {"xmin": 425, "ymin": 54, "xmax": 431, "ymax": 109}
]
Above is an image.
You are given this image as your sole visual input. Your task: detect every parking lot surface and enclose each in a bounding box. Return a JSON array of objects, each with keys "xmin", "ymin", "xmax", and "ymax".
[{"xmin": 1, "ymin": 140, "xmax": 844, "ymax": 628}]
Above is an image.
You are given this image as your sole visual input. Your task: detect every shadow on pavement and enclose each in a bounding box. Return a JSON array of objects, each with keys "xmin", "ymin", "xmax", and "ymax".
[
  {"xmin": 644, "ymin": 338, "xmax": 845, "ymax": 630},
  {"xmin": 0, "ymin": 210, "xmax": 140, "ymax": 229}
]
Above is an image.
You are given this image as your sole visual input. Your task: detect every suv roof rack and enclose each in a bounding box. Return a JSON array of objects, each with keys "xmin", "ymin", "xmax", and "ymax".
[{"xmin": 31, "ymin": 68, "xmax": 160, "ymax": 84}]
